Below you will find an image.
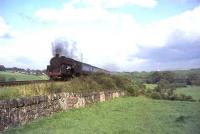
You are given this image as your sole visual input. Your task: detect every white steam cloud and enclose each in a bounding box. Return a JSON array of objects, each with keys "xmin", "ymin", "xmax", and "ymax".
[{"xmin": 51, "ymin": 37, "xmax": 80, "ymax": 60}]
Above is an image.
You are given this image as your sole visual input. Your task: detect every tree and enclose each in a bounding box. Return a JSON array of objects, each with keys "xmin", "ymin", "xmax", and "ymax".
[
  {"xmin": 0, "ymin": 65, "xmax": 6, "ymax": 71},
  {"xmin": 151, "ymin": 71, "xmax": 162, "ymax": 83},
  {"xmin": 149, "ymin": 71, "xmax": 175, "ymax": 84},
  {"xmin": 155, "ymin": 79, "xmax": 175, "ymax": 96},
  {"xmin": 188, "ymin": 73, "xmax": 200, "ymax": 85},
  {"xmin": 162, "ymin": 71, "xmax": 175, "ymax": 83}
]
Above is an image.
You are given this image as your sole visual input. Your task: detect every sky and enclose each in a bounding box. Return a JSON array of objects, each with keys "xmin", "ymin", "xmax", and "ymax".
[{"xmin": 0, "ymin": 0, "xmax": 200, "ymax": 71}]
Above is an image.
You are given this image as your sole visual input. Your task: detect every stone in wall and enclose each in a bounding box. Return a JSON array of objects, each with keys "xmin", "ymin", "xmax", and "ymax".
[
  {"xmin": 112, "ymin": 91, "xmax": 119, "ymax": 98},
  {"xmin": 99, "ymin": 92, "xmax": 105, "ymax": 102}
]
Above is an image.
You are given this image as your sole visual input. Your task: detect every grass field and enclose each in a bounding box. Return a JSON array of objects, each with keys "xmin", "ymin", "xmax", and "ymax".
[
  {"xmin": 175, "ymin": 86, "xmax": 200, "ymax": 101},
  {"xmin": 144, "ymin": 84, "xmax": 157, "ymax": 90},
  {"xmin": 0, "ymin": 71, "xmax": 48, "ymax": 81},
  {"xmin": 3, "ymin": 97, "xmax": 200, "ymax": 134}
]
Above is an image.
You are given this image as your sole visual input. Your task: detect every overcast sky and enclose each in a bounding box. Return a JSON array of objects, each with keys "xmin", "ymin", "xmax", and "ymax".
[{"xmin": 0, "ymin": 0, "xmax": 200, "ymax": 71}]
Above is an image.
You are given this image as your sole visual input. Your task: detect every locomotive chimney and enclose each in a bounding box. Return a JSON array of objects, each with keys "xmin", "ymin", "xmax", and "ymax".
[
  {"xmin": 55, "ymin": 53, "xmax": 59, "ymax": 57},
  {"xmin": 55, "ymin": 47, "xmax": 61, "ymax": 57}
]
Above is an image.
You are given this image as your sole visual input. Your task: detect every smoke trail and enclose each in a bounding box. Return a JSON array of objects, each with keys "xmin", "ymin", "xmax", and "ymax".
[{"xmin": 51, "ymin": 37, "xmax": 79, "ymax": 60}]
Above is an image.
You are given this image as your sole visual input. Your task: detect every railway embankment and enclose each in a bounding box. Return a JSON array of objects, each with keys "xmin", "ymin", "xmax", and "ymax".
[{"xmin": 0, "ymin": 90, "xmax": 126, "ymax": 132}]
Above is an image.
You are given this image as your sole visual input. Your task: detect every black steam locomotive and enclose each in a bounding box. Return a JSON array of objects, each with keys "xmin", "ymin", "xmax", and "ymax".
[{"xmin": 47, "ymin": 54, "xmax": 108, "ymax": 80}]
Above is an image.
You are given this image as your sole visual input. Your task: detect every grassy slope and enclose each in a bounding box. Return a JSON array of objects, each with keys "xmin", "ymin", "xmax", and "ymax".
[
  {"xmin": 175, "ymin": 86, "xmax": 200, "ymax": 101},
  {"xmin": 0, "ymin": 71, "xmax": 48, "ymax": 81},
  {"xmin": 3, "ymin": 97, "xmax": 200, "ymax": 134}
]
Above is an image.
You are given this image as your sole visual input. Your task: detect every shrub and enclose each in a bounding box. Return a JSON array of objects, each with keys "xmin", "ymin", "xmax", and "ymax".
[
  {"xmin": 144, "ymin": 89, "xmax": 153, "ymax": 97},
  {"xmin": 111, "ymin": 75, "xmax": 130, "ymax": 89},
  {"xmin": 154, "ymin": 79, "xmax": 176, "ymax": 96},
  {"xmin": 0, "ymin": 76, "xmax": 6, "ymax": 82},
  {"xmin": 178, "ymin": 94, "xmax": 194, "ymax": 101},
  {"xmin": 173, "ymin": 83, "xmax": 187, "ymax": 88},
  {"xmin": 125, "ymin": 84, "xmax": 139, "ymax": 96},
  {"xmin": 167, "ymin": 94, "xmax": 179, "ymax": 100},
  {"xmin": 151, "ymin": 92, "xmax": 162, "ymax": 99},
  {"xmin": 48, "ymin": 82, "xmax": 63, "ymax": 93},
  {"xmin": 69, "ymin": 76, "xmax": 102, "ymax": 92},
  {"xmin": 150, "ymin": 92, "xmax": 195, "ymax": 102},
  {"xmin": 8, "ymin": 77, "xmax": 16, "ymax": 81},
  {"xmin": 91, "ymin": 73, "xmax": 117, "ymax": 89},
  {"xmin": 90, "ymin": 73, "xmax": 143, "ymax": 96}
]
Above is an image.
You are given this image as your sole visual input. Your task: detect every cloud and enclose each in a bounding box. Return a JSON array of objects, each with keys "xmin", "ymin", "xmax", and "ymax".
[
  {"xmin": 0, "ymin": 16, "xmax": 12, "ymax": 38},
  {"xmin": 0, "ymin": 30, "xmax": 53, "ymax": 69},
  {"xmin": 127, "ymin": 6, "xmax": 200, "ymax": 71},
  {"xmin": 173, "ymin": 0, "xmax": 200, "ymax": 4},
  {"xmin": 68, "ymin": 0, "xmax": 158, "ymax": 8},
  {"xmin": 1, "ymin": 2, "xmax": 200, "ymax": 71},
  {"xmin": 135, "ymin": 30, "xmax": 200, "ymax": 62},
  {"xmin": 18, "ymin": 12, "xmax": 47, "ymax": 24},
  {"xmin": 34, "ymin": 3, "xmax": 140, "ymax": 69},
  {"xmin": 0, "ymin": 33, "xmax": 12, "ymax": 39},
  {"xmin": 136, "ymin": 5, "xmax": 200, "ymax": 48},
  {"xmin": 15, "ymin": 56, "xmax": 33, "ymax": 65}
]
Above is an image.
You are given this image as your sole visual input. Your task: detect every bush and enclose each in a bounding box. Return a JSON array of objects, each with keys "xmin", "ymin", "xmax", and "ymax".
[
  {"xmin": 150, "ymin": 91, "xmax": 195, "ymax": 102},
  {"xmin": 151, "ymin": 92, "xmax": 162, "ymax": 99},
  {"xmin": 173, "ymin": 83, "xmax": 187, "ymax": 88},
  {"xmin": 111, "ymin": 75, "xmax": 130, "ymax": 90},
  {"xmin": 144, "ymin": 89, "xmax": 153, "ymax": 97},
  {"xmin": 125, "ymin": 84, "xmax": 140, "ymax": 96},
  {"xmin": 70, "ymin": 76, "xmax": 102, "ymax": 92},
  {"xmin": 0, "ymin": 65, "xmax": 6, "ymax": 71},
  {"xmin": 91, "ymin": 73, "xmax": 117, "ymax": 89},
  {"xmin": 154, "ymin": 79, "xmax": 176, "ymax": 96},
  {"xmin": 48, "ymin": 82, "xmax": 63, "ymax": 93},
  {"xmin": 90, "ymin": 73, "xmax": 143, "ymax": 96},
  {"xmin": 0, "ymin": 76, "xmax": 6, "ymax": 82},
  {"xmin": 178, "ymin": 94, "xmax": 194, "ymax": 101},
  {"xmin": 8, "ymin": 77, "xmax": 16, "ymax": 81}
]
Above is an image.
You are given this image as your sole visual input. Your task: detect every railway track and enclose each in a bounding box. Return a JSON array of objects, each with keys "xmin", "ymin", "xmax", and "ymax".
[{"xmin": 0, "ymin": 80, "xmax": 50, "ymax": 87}]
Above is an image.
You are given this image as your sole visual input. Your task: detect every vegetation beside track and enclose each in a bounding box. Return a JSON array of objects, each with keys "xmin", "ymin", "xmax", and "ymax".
[
  {"xmin": 0, "ymin": 73, "xmax": 139, "ymax": 100},
  {"xmin": 3, "ymin": 96, "xmax": 200, "ymax": 134}
]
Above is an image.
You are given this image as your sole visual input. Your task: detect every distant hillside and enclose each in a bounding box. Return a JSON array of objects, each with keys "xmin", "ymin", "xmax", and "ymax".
[{"xmin": 120, "ymin": 68, "xmax": 200, "ymax": 85}]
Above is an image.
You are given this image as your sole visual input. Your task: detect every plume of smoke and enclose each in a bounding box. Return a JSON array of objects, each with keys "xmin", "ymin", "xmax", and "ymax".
[{"xmin": 51, "ymin": 37, "xmax": 80, "ymax": 60}]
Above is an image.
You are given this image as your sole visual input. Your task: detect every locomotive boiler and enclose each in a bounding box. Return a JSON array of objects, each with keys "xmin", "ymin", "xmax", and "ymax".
[{"xmin": 47, "ymin": 54, "xmax": 108, "ymax": 80}]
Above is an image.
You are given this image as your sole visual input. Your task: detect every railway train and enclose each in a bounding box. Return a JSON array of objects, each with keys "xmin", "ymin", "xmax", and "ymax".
[{"xmin": 47, "ymin": 54, "xmax": 108, "ymax": 80}]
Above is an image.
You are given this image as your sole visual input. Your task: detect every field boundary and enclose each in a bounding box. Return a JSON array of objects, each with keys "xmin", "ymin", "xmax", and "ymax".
[{"xmin": 0, "ymin": 90, "xmax": 126, "ymax": 132}]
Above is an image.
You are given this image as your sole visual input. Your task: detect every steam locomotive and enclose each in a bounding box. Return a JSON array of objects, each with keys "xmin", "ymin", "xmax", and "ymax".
[{"xmin": 47, "ymin": 54, "xmax": 108, "ymax": 80}]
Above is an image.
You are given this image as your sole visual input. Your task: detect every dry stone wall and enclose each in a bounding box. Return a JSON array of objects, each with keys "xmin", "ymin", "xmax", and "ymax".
[{"xmin": 0, "ymin": 90, "xmax": 126, "ymax": 132}]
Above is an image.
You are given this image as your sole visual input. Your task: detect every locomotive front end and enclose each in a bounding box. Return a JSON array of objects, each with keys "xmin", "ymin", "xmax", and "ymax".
[
  {"xmin": 47, "ymin": 54, "xmax": 62, "ymax": 80},
  {"xmin": 47, "ymin": 54, "xmax": 78, "ymax": 80}
]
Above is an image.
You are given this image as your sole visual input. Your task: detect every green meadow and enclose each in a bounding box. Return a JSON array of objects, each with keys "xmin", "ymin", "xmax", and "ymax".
[
  {"xmin": 3, "ymin": 97, "xmax": 200, "ymax": 134},
  {"xmin": 175, "ymin": 86, "xmax": 200, "ymax": 101},
  {"xmin": 0, "ymin": 71, "xmax": 48, "ymax": 81}
]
